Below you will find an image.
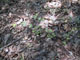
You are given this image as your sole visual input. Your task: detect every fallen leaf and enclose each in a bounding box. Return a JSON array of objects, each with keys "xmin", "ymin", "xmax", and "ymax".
[
  {"xmin": 45, "ymin": 1, "xmax": 62, "ymax": 8},
  {"xmin": 16, "ymin": 18, "xmax": 23, "ymax": 25},
  {"xmin": 39, "ymin": 20, "xmax": 49, "ymax": 28}
]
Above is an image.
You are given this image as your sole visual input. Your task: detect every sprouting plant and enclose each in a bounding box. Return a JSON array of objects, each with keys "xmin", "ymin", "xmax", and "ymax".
[
  {"xmin": 45, "ymin": 28, "xmax": 56, "ymax": 38},
  {"xmin": 64, "ymin": 34, "xmax": 69, "ymax": 40},
  {"xmin": 20, "ymin": 54, "xmax": 24, "ymax": 60},
  {"xmin": 45, "ymin": 28, "xmax": 53, "ymax": 33},
  {"xmin": 52, "ymin": 32, "xmax": 56, "ymax": 37},
  {"xmin": 32, "ymin": 26, "xmax": 42, "ymax": 35},
  {"xmin": 63, "ymin": 41, "xmax": 67, "ymax": 45},
  {"xmin": 21, "ymin": 21, "xmax": 27, "ymax": 27},
  {"xmin": 66, "ymin": 37, "xmax": 70, "ymax": 40},
  {"xmin": 38, "ymin": 17, "xmax": 44, "ymax": 22},
  {"xmin": 35, "ymin": 30, "xmax": 41, "ymax": 35},
  {"xmin": 71, "ymin": 27, "xmax": 77, "ymax": 32},
  {"xmin": 38, "ymin": 17, "xmax": 42, "ymax": 21},
  {"xmin": 63, "ymin": 32, "xmax": 72, "ymax": 41},
  {"xmin": 47, "ymin": 32, "xmax": 56, "ymax": 38},
  {"xmin": 29, "ymin": 24, "xmax": 33, "ymax": 28},
  {"xmin": 34, "ymin": 25, "xmax": 41, "ymax": 29},
  {"xmin": 74, "ymin": 16, "xmax": 80, "ymax": 27},
  {"xmin": 47, "ymin": 34, "xmax": 53, "ymax": 38},
  {"xmin": 12, "ymin": 23, "xmax": 17, "ymax": 27},
  {"xmin": 33, "ymin": 13, "xmax": 39, "ymax": 20},
  {"xmin": 48, "ymin": 29, "xmax": 53, "ymax": 33}
]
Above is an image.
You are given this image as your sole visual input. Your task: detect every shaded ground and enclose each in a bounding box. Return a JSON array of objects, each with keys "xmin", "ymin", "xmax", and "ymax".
[{"xmin": 0, "ymin": 0, "xmax": 80, "ymax": 60}]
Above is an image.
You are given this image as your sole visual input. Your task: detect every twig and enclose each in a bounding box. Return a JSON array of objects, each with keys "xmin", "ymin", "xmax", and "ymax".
[{"xmin": 0, "ymin": 37, "xmax": 22, "ymax": 51}]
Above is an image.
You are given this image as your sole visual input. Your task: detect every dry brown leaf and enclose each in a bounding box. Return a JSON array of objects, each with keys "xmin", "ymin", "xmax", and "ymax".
[{"xmin": 44, "ymin": 1, "xmax": 62, "ymax": 8}]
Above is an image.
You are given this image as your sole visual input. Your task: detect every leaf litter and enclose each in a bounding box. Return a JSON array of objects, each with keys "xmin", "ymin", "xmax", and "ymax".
[{"xmin": 0, "ymin": 0, "xmax": 80, "ymax": 60}]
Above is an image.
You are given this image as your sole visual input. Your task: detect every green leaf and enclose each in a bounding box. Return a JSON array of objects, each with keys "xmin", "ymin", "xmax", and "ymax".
[
  {"xmin": 38, "ymin": 17, "xmax": 45, "ymax": 21},
  {"xmin": 45, "ymin": 28, "xmax": 49, "ymax": 32},
  {"xmin": 52, "ymin": 33, "xmax": 56, "ymax": 37},
  {"xmin": 66, "ymin": 37, "xmax": 70, "ymax": 40},
  {"xmin": 34, "ymin": 26, "xmax": 40, "ymax": 29},
  {"xmin": 12, "ymin": 24, "xmax": 16, "ymax": 27},
  {"xmin": 32, "ymin": 27, "xmax": 42, "ymax": 35},
  {"xmin": 63, "ymin": 41, "xmax": 67, "ymax": 45},
  {"xmin": 29, "ymin": 24, "xmax": 33, "ymax": 28},
  {"xmin": 33, "ymin": 13, "xmax": 39, "ymax": 20},
  {"xmin": 21, "ymin": 21, "xmax": 27, "ymax": 27},
  {"xmin": 48, "ymin": 29, "xmax": 53, "ymax": 33},
  {"xmin": 72, "ymin": 27, "xmax": 77, "ymax": 31},
  {"xmin": 32, "ymin": 30, "xmax": 35, "ymax": 33},
  {"xmin": 36, "ymin": 31, "xmax": 41, "ymax": 35},
  {"xmin": 20, "ymin": 55, "xmax": 24, "ymax": 60},
  {"xmin": 45, "ymin": 28, "xmax": 53, "ymax": 33},
  {"xmin": 47, "ymin": 34, "xmax": 53, "ymax": 38},
  {"xmin": 38, "ymin": 17, "xmax": 42, "ymax": 21}
]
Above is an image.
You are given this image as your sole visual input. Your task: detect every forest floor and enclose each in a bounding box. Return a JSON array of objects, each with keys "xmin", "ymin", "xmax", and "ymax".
[{"xmin": 0, "ymin": 0, "xmax": 80, "ymax": 60}]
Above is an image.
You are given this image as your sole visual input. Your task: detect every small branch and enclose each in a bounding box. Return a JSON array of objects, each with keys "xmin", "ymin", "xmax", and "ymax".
[{"xmin": 0, "ymin": 37, "xmax": 23, "ymax": 51}]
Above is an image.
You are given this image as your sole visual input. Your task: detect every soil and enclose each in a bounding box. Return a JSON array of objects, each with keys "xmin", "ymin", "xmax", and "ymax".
[{"xmin": 0, "ymin": 0, "xmax": 80, "ymax": 60}]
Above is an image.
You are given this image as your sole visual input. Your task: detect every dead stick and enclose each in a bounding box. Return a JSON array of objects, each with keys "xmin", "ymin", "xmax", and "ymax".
[{"xmin": 0, "ymin": 37, "xmax": 22, "ymax": 51}]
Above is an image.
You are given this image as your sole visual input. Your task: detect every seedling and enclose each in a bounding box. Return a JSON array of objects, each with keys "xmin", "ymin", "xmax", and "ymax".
[
  {"xmin": 47, "ymin": 32, "xmax": 56, "ymax": 38},
  {"xmin": 38, "ymin": 17, "xmax": 44, "ymax": 21},
  {"xmin": 47, "ymin": 34, "xmax": 53, "ymax": 38},
  {"xmin": 52, "ymin": 33, "xmax": 56, "ymax": 37},
  {"xmin": 38, "ymin": 17, "xmax": 42, "ymax": 21},
  {"xmin": 32, "ymin": 26, "xmax": 42, "ymax": 35},
  {"xmin": 21, "ymin": 21, "xmax": 27, "ymax": 27},
  {"xmin": 33, "ymin": 13, "xmax": 39, "ymax": 20},
  {"xmin": 29, "ymin": 24, "xmax": 33, "ymax": 28},
  {"xmin": 63, "ymin": 41, "xmax": 67, "ymax": 45},
  {"xmin": 20, "ymin": 55, "xmax": 24, "ymax": 60},
  {"xmin": 12, "ymin": 23, "xmax": 17, "ymax": 27},
  {"xmin": 45, "ymin": 28, "xmax": 53, "ymax": 33}
]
